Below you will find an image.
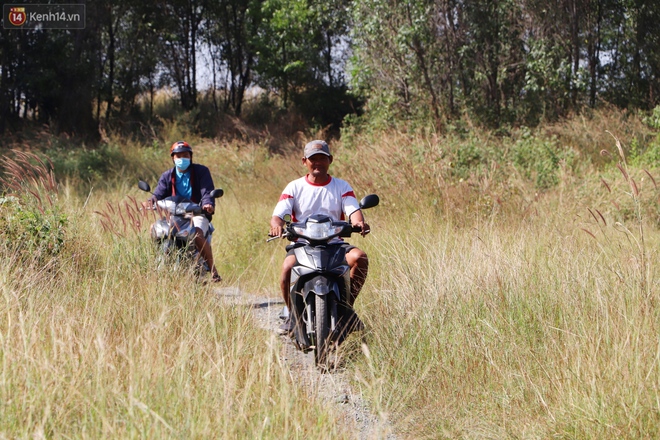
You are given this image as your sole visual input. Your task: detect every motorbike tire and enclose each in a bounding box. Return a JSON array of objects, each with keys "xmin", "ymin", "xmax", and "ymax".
[{"xmin": 314, "ymin": 294, "xmax": 332, "ymax": 367}]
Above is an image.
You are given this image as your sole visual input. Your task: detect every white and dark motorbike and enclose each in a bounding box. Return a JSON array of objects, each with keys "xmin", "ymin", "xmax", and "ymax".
[
  {"xmin": 270, "ymin": 194, "xmax": 379, "ymax": 367},
  {"xmin": 138, "ymin": 180, "xmax": 223, "ymax": 277}
]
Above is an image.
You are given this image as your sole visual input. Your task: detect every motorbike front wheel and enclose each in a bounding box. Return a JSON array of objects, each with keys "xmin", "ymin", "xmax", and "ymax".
[{"xmin": 314, "ymin": 294, "xmax": 333, "ymax": 367}]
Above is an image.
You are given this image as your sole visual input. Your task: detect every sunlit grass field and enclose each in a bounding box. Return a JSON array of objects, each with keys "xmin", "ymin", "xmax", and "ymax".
[{"xmin": 2, "ymin": 112, "xmax": 660, "ymax": 438}]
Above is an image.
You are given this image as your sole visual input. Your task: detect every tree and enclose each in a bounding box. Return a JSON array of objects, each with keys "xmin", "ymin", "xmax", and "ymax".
[
  {"xmin": 154, "ymin": 0, "xmax": 204, "ymax": 111},
  {"xmin": 204, "ymin": 0, "xmax": 263, "ymax": 116}
]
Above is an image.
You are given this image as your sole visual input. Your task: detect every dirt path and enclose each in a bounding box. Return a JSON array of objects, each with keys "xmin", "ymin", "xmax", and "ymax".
[{"xmin": 214, "ymin": 286, "xmax": 396, "ymax": 440}]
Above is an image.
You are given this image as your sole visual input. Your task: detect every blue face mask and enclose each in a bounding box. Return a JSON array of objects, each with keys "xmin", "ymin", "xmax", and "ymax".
[{"xmin": 174, "ymin": 157, "xmax": 191, "ymax": 171}]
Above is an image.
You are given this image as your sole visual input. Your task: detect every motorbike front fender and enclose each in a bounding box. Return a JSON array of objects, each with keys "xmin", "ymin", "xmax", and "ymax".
[
  {"xmin": 302, "ymin": 275, "xmax": 340, "ymax": 303},
  {"xmin": 160, "ymin": 239, "xmax": 174, "ymax": 254}
]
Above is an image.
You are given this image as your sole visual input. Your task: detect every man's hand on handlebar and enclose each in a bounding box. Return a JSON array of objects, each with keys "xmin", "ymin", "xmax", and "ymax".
[
  {"xmin": 269, "ymin": 225, "xmax": 284, "ymax": 238},
  {"xmin": 267, "ymin": 226, "xmax": 287, "ymax": 243},
  {"xmin": 269, "ymin": 215, "xmax": 286, "ymax": 238},
  {"xmin": 352, "ymin": 221, "xmax": 371, "ymax": 237}
]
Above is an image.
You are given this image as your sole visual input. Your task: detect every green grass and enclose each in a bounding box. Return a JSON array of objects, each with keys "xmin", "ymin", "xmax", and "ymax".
[{"xmin": 3, "ymin": 111, "xmax": 660, "ymax": 438}]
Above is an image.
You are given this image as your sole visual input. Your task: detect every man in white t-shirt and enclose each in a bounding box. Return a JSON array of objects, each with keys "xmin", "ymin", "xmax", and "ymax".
[{"xmin": 269, "ymin": 140, "xmax": 370, "ymax": 334}]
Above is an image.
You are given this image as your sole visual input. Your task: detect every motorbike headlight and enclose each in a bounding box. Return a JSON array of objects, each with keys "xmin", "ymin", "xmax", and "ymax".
[
  {"xmin": 175, "ymin": 203, "xmax": 189, "ymax": 215},
  {"xmin": 294, "ymin": 221, "xmax": 343, "ymax": 240},
  {"xmin": 157, "ymin": 199, "xmax": 177, "ymax": 214},
  {"xmin": 151, "ymin": 221, "xmax": 170, "ymax": 239}
]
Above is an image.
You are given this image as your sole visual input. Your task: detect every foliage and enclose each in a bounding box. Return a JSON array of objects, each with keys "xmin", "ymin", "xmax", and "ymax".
[
  {"xmin": 451, "ymin": 140, "xmax": 486, "ymax": 180},
  {"xmin": 349, "ymin": 0, "xmax": 660, "ymax": 129},
  {"xmin": 46, "ymin": 140, "xmax": 165, "ymax": 191},
  {"xmin": 290, "ymin": 84, "xmax": 364, "ymax": 134},
  {"xmin": 625, "ymin": 106, "xmax": 660, "ymax": 167},
  {"xmin": 50, "ymin": 144, "xmax": 128, "ymax": 183},
  {"xmin": 3, "ymin": 0, "xmax": 660, "ymax": 139},
  {"xmin": 0, "ymin": 0, "xmax": 358, "ymax": 138},
  {"xmin": 521, "ymin": 37, "xmax": 573, "ymax": 124},
  {"xmin": 0, "ymin": 196, "xmax": 67, "ymax": 258},
  {"xmin": 511, "ymin": 127, "xmax": 575, "ymax": 189},
  {"xmin": 0, "ymin": 151, "xmax": 67, "ymax": 262},
  {"xmin": 643, "ymin": 105, "xmax": 660, "ymax": 131}
]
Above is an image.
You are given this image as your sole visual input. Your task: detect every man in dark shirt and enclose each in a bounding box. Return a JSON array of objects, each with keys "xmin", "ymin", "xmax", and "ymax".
[{"xmin": 150, "ymin": 140, "xmax": 221, "ymax": 282}]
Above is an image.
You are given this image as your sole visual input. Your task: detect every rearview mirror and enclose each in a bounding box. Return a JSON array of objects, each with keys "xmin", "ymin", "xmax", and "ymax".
[
  {"xmin": 211, "ymin": 188, "xmax": 224, "ymax": 199},
  {"xmin": 138, "ymin": 180, "xmax": 151, "ymax": 193},
  {"xmin": 359, "ymin": 194, "xmax": 379, "ymax": 210}
]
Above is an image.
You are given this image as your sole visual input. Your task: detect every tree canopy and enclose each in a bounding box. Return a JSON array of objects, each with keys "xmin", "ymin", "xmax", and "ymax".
[{"xmin": 1, "ymin": 0, "xmax": 658, "ymax": 137}]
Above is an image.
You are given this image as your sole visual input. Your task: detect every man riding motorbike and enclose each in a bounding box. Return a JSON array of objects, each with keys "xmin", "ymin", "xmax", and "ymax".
[
  {"xmin": 269, "ymin": 140, "xmax": 370, "ymax": 334},
  {"xmin": 147, "ymin": 140, "xmax": 222, "ymax": 282}
]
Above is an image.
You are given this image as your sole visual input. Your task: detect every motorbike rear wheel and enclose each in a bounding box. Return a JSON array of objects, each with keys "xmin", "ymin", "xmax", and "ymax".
[{"xmin": 314, "ymin": 294, "xmax": 333, "ymax": 367}]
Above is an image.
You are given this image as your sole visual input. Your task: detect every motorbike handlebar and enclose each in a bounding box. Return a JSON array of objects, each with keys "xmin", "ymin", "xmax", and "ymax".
[
  {"xmin": 267, "ymin": 224, "xmax": 370, "ymax": 243},
  {"xmin": 266, "ymin": 230, "xmax": 290, "ymax": 242},
  {"xmin": 351, "ymin": 224, "xmax": 371, "ymax": 235},
  {"xmin": 141, "ymin": 201, "xmax": 156, "ymax": 211}
]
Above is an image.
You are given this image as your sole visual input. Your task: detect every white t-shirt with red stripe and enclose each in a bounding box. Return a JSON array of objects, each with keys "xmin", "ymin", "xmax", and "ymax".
[{"xmin": 273, "ymin": 175, "xmax": 360, "ymax": 225}]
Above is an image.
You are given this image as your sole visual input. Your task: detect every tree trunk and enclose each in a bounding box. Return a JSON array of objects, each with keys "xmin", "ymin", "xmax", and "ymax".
[
  {"xmin": 587, "ymin": 0, "xmax": 601, "ymax": 108},
  {"xmin": 325, "ymin": 31, "xmax": 334, "ymax": 88},
  {"xmin": 282, "ymin": 41, "xmax": 288, "ymax": 108},
  {"xmin": 58, "ymin": 30, "xmax": 98, "ymax": 138},
  {"xmin": 235, "ymin": 56, "xmax": 252, "ymax": 117},
  {"xmin": 105, "ymin": 10, "xmax": 115, "ymax": 121},
  {"xmin": 412, "ymin": 36, "xmax": 442, "ymax": 128},
  {"xmin": 190, "ymin": 0, "xmax": 197, "ymax": 108},
  {"xmin": 0, "ymin": 40, "xmax": 10, "ymax": 133},
  {"xmin": 570, "ymin": 0, "xmax": 580, "ymax": 107}
]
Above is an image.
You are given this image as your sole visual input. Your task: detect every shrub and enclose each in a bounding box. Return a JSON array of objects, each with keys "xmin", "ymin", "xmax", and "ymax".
[
  {"xmin": 0, "ymin": 151, "xmax": 68, "ymax": 262},
  {"xmin": 631, "ymin": 106, "xmax": 660, "ymax": 167},
  {"xmin": 511, "ymin": 127, "xmax": 573, "ymax": 189},
  {"xmin": 0, "ymin": 195, "xmax": 67, "ymax": 257},
  {"xmin": 451, "ymin": 141, "xmax": 486, "ymax": 180}
]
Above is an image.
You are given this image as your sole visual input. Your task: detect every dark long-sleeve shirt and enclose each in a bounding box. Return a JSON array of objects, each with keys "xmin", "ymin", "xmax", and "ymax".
[{"xmin": 151, "ymin": 163, "xmax": 216, "ymax": 208}]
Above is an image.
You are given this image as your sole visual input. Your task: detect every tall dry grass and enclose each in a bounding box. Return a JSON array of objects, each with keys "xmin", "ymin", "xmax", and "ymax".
[
  {"xmin": 195, "ymin": 123, "xmax": 660, "ymax": 438},
  {"xmin": 354, "ymin": 206, "xmax": 660, "ymax": 438},
  {"xmin": 337, "ymin": 124, "xmax": 660, "ymax": 438},
  {"xmin": 0, "ymin": 152, "xmax": 356, "ymax": 438},
  {"xmin": 3, "ymin": 109, "xmax": 660, "ymax": 438}
]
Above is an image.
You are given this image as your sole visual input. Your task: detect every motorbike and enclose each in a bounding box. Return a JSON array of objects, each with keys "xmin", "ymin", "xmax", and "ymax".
[
  {"xmin": 269, "ymin": 194, "xmax": 379, "ymax": 368},
  {"xmin": 138, "ymin": 180, "xmax": 223, "ymax": 278}
]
